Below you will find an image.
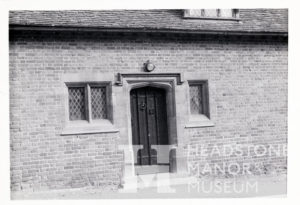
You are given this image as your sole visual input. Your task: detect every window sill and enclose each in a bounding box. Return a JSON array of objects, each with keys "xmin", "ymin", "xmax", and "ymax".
[
  {"xmin": 61, "ymin": 120, "xmax": 119, "ymax": 135},
  {"xmin": 185, "ymin": 115, "xmax": 215, "ymax": 128}
]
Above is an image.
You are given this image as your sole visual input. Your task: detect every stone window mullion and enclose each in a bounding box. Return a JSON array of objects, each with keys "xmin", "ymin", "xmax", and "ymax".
[{"xmin": 86, "ymin": 84, "xmax": 92, "ymax": 122}]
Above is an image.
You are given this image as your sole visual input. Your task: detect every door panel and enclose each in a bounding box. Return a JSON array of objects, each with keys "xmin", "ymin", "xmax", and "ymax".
[{"xmin": 130, "ymin": 86, "xmax": 169, "ymax": 167}]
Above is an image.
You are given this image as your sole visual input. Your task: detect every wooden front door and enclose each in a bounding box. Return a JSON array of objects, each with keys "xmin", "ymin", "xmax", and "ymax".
[{"xmin": 130, "ymin": 86, "xmax": 169, "ymax": 173}]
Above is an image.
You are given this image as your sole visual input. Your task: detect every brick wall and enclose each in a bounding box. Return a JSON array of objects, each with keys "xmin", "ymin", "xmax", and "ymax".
[{"xmin": 9, "ymin": 31, "xmax": 288, "ymax": 191}]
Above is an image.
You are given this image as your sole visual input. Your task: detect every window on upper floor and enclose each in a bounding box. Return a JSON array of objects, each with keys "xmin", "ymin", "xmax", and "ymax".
[{"xmin": 184, "ymin": 9, "xmax": 239, "ymax": 20}]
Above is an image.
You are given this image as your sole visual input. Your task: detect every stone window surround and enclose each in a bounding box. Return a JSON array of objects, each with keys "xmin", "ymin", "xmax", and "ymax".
[
  {"xmin": 61, "ymin": 75, "xmax": 118, "ymax": 135},
  {"xmin": 185, "ymin": 80, "xmax": 214, "ymax": 128},
  {"xmin": 67, "ymin": 82, "xmax": 109, "ymax": 120}
]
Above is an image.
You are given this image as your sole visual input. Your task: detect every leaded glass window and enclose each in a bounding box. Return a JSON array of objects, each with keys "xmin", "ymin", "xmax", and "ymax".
[
  {"xmin": 190, "ymin": 85, "xmax": 204, "ymax": 115},
  {"xmin": 91, "ymin": 87, "xmax": 107, "ymax": 119},
  {"xmin": 189, "ymin": 81, "xmax": 210, "ymax": 118},
  {"xmin": 69, "ymin": 87, "xmax": 86, "ymax": 120},
  {"xmin": 67, "ymin": 83, "xmax": 109, "ymax": 122}
]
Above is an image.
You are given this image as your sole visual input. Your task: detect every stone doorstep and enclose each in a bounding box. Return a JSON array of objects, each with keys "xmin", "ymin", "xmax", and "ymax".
[{"xmin": 121, "ymin": 173, "xmax": 197, "ymax": 191}]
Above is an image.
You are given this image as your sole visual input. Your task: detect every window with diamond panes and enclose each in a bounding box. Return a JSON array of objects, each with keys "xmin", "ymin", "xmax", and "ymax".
[
  {"xmin": 67, "ymin": 83, "xmax": 109, "ymax": 122},
  {"xmin": 189, "ymin": 81, "xmax": 210, "ymax": 118},
  {"xmin": 68, "ymin": 87, "xmax": 86, "ymax": 120},
  {"xmin": 91, "ymin": 87, "xmax": 107, "ymax": 119}
]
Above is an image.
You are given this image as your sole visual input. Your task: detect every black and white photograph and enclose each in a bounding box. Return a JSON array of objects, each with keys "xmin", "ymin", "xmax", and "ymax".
[{"xmin": 0, "ymin": 0, "xmax": 298, "ymax": 203}]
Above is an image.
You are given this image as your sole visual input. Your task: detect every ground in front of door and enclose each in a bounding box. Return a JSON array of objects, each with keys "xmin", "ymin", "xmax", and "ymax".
[{"xmin": 11, "ymin": 174, "xmax": 286, "ymax": 199}]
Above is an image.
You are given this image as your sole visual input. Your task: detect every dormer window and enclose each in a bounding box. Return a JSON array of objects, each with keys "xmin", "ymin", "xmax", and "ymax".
[{"xmin": 184, "ymin": 9, "xmax": 239, "ymax": 20}]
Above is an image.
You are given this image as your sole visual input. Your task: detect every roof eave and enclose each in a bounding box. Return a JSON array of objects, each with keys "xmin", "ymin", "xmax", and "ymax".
[{"xmin": 9, "ymin": 24, "xmax": 288, "ymax": 37}]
